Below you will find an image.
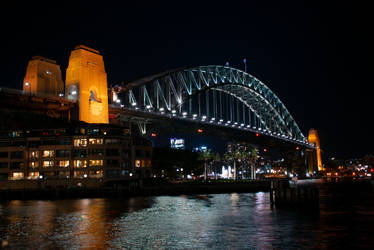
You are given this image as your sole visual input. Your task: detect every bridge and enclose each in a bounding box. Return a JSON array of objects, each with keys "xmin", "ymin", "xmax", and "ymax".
[
  {"xmin": 109, "ymin": 65, "xmax": 310, "ymax": 148},
  {"xmin": 0, "ymin": 45, "xmax": 320, "ymax": 175}
]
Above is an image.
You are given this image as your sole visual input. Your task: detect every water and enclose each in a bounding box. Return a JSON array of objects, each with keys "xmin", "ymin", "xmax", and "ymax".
[{"xmin": 1, "ymin": 188, "xmax": 374, "ymax": 249}]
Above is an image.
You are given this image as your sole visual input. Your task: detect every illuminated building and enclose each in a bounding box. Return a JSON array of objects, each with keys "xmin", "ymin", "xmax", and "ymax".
[
  {"xmin": 65, "ymin": 45, "xmax": 109, "ymax": 124},
  {"xmin": 0, "ymin": 125, "xmax": 152, "ymax": 186},
  {"xmin": 308, "ymin": 128, "xmax": 322, "ymax": 171},
  {"xmin": 23, "ymin": 56, "xmax": 64, "ymax": 96}
]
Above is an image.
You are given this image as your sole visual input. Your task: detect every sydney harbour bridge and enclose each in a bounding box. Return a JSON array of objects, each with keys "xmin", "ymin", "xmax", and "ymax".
[
  {"xmin": 110, "ymin": 65, "xmax": 308, "ymax": 146},
  {"xmin": 0, "ymin": 45, "xmax": 321, "ymax": 173}
]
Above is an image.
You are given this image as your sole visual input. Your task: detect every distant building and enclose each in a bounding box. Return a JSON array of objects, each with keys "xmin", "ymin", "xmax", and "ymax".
[
  {"xmin": 170, "ymin": 138, "xmax": 185, "ymax": 149},
  {"xmin": 0, "ymin": 124, "xmax": 152, "ymax": 189}
]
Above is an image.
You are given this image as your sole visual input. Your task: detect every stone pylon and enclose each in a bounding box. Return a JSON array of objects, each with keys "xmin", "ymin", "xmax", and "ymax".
[
  {"xmin": 65, "ymin": 45, "xmax": 109, "ymax": 124},
  {"xmin": 23, "ymin": 56, "xmax": 64, "ymax": 96},
  {"xmin": 308, "ymin": 128, "xmax": 322, "ymax": 171}
]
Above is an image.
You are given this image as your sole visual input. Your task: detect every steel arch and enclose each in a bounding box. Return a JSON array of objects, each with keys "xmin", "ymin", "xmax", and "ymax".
[{"xmin": 116, "ymin": 65, "xmax": 307, "ymax": 144}]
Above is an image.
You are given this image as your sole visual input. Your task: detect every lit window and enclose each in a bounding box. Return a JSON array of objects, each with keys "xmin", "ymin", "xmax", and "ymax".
[
  {"xmin": 89, "ymin": 160, "xmax": 103, "ymax": 166},
  {"xmin": 89, "ymin": 170, "xmax": 103, "ymax": 178},
  {"xmin": 89, "ymin": 138, "xmax": 103, "ymax": 145},
  {"xmin": 74, "ymin": 160, "xmax": 87, "ymax": 168},
  {"xmin": 135, "ymin": 160, "xmax": 141, "ymax": 168},
  {"xmin": 74, "ymin": 139, "xmax": 87, "ymax": 147},
  {"xmin": 12, "ymin": 172, "xmax": 24, "ymax": 180},
  {"xmin": 42, "ymin": 150, "xmax": 54, "ymax": 157},
  {"xmin": 29, "ymin": 151, "xmax": 39, "ymax": 159},
  {"xmin": 42, "ymin": 161, "xmax": 54, "ymax": 167},
  {"xmin": 29, "ymin": 161, "xmax": 38, "ymax": 168},
  {"xmin": 59, "ymin": 171, "xmax": 70, "ymax": 178},
  {"xmin": 73, "ymin": 171, "xmax": 86, "ymax": 178},
  {"xmin": 58, "ymin": 160, "xmax": 70, "ymax": 168},
  {"xmin": 28, "ymin": 172, "xmax": 39, "ymax": 179}
]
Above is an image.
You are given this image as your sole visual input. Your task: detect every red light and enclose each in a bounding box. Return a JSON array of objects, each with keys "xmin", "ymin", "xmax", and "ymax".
[
  {"xmin": 296, "ymin": 146, "xmax": 300, "ymax": 150},
  {"xmin": 151, "ymin": 133, "xmax": 157, "ymax": 137},
  {"xmin": 255, "ymin": 133, "xmax": 259, "ymax": 137},
  {"xmin": 263, "ymin": 148, "xmax": 267, "ymax": 152},
  {"xmin": 371, "ymin": 169, "xmax": 374, "ymax": 173},
  {"xmin": 197, "ymin": 129, "xmax": 203, "ymax": 133}
]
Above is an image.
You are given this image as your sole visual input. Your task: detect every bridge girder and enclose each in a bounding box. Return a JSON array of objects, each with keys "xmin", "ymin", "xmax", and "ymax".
[{"xmin": 113, "ymin": 65, "xmax": 308, "ymax": 145}]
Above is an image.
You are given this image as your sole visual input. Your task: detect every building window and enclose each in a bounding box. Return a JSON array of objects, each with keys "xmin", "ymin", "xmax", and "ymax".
[
  {"xmin": 121, "ymin": 150, "xmax": 130, "ymax": 158},
  {"xmin": 28, "ymin": 161, "xmax": 38, "ymax": 168},
  {"xmin": 146, "ymin": 160, "xmax": 152, "ymax": 167},
  {"xmin": 11, "ymin": 151, "xmax": 24, "ymax": 159},
  {"xmin": 29, "ymin": 151, "xmax": 39, "ymax": 159},
  {"xmin": 42, "ymin": 150, "xmax": 54, "ymax": 158},
  {"xmin": 73, "ymin": 149, "xmax": 86, "ymax": 158},
  {"xmin": 58, "ymin": 171, "xmax": 70, "ymax": 178},
  {"xmin": 74, "ymin": 171, "xmax": 87, "ymax": 178},
  {"xmin": 42, "ymin": 161, "xmax": 54, "ymax": 168},
  {"xmin": 28, "ymin": 172, "xmax": 39, "ymax": 179},
  {"xmin": 0, "ymin": 162, "xmax": 8, "ymax": 168},
  {"xmin": 89, "ymin": 138, "xmax": 103, "ymax": 145},
  {"xmin": 42, "ymin": 139, "xmax": 56, "ymax": 145},
  {"xmin": 74, "ymin": 160, "xmax": 87, "ymax": 168},
  {"xmin": 57, "ymin": 138, "xmax": 71, "ymax": 145},
  {"xmin": 145, "ymin": 151, "xmax": 151, "ymax": 158},
  {"xmin": 74, "ymin": 138, "xmax": 87, "ymax": 147},
  {"xmin": 11, "ymin": 172, "xmax": 24, "ymax": 180},
  {"xmin": 106, "ymin": 149, "xmax": 119, "ymax": 157},
  {"xmin": 105, "ymin": 138, "xmax": 119, "ymax": 144},
  {"xmin": 107, "ymin": 159, "xmax": 119, "ymax": 167},
  {"xmin": 58, "ymin": 160, "xmax": 70, "ymax": 168},
  {"xmin": 135, "ymin": 150, "xmax": 143, "ymax": 158},
  {"xmin": 89, "ymin": 170, "xmax": 103, "ymax": 178},
  {"xmin": 44, "ymin": 171, "xmax": 55, "ymax": 177},
  {"xmin": 28, "ymin": 140, "xmax": 41, "ymax": 148},
  {"xmin": 90, "ymin": 148, "xmax": 104, "ymax": 156},
  {"xmin": 0, "ymin": 151, "xmax": 8, "ymax": 158},
  {"xmin": 106, "ymin": 169, "xmax": 119, "ymax": 178},
  {"xmin": 56, "ymin": 150, "xmax": 70, "ymax": 158},
  {"xmin": 135, "ymin": 160, "xmax": 141, "ymax": 168},
  {"xmin": 89, "ymin": 160, "xmax": 103, "ymax": 167},
  {"xmin": 121, "ymin": 139, "xmax": 129, "ymax": 148},
  {"xmin": 10, "ymin": 162, "xmax": 24, "ymax": 169}
]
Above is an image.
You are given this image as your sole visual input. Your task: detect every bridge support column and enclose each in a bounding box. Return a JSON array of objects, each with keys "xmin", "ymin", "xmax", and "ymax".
[
  {"xmin": 137, "ymin": 121, "xmax": 147, "ymax": 135},
  {"xmin": 250, "ymin": 165, "xmax": 256, "ymax": 180}
]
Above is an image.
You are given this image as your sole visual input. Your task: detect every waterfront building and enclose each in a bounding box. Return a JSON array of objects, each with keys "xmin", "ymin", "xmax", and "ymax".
[{"xmin": 0, "ymin": 124, "xmax": 152, "ymax": 188}]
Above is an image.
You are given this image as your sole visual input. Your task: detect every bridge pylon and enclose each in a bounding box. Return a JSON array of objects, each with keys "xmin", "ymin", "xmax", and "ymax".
[
  {"xmin": 307, "ymin": 128, "xmax": 322, "ymax": 172},
  {"xmin": 65, "ymin": 45, "xmax": 109, "ymax": 124}
]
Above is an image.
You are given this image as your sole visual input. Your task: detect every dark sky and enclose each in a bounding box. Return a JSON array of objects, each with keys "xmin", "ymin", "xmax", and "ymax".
[{"xmin": 0, "ymin": 1, "xmax": 372, "ymax": 158}]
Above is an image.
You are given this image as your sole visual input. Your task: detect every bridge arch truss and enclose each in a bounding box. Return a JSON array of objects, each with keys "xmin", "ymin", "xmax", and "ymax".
[{"xmin": 113, "ymin": 66, "xmax": 309, "ymax": 145}]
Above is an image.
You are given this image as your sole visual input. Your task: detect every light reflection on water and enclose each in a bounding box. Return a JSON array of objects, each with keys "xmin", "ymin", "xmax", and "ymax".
[{"xmin": 1, "ymin": 191, "xmax": 374, "ymax": 249}]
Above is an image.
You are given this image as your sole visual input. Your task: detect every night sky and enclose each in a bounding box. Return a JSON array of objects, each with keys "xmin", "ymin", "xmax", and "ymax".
[{"xmin": 0, "ymin": 1, "xmax": 372, "ymax": 158}]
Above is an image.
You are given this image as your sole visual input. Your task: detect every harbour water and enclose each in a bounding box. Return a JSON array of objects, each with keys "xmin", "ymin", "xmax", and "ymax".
[{"xmin": 1, "ymin": 185, "xmax": 374, "ymax": 249}]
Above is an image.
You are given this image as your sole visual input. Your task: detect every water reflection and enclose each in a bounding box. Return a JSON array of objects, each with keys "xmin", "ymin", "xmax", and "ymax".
[{"xmin": 1, "ymin": 191, "xmax": 374, "ymax": 249}]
